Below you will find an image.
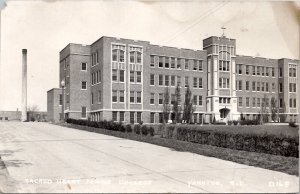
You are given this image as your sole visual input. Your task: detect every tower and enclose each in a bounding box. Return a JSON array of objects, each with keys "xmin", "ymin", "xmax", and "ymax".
[{"xmin": 21, "ymin": 49, "xmax": 27, "ymax": 121}]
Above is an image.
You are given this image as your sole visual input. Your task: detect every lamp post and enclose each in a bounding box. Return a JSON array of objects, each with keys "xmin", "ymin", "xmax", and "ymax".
[{"xmin": 61, "ymin": 79, "xmax": 65, "ymax": 122}]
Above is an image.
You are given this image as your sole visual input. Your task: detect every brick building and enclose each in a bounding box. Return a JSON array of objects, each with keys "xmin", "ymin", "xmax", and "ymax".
[{"xmin": 47, "ymin": 35, "xmax": 299, "ymax": 123}]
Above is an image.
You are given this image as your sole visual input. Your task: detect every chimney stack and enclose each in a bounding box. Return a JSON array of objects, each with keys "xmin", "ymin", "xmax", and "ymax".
[{"xmin": 21, "ymin": 49, "xmax": 27, "ymax": 122}]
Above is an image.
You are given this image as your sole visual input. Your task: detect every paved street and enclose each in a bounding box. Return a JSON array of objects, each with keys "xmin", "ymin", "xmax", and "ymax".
[{"xmin": 0, "ymin": 122, "xmax": 298, "ymax": 193}]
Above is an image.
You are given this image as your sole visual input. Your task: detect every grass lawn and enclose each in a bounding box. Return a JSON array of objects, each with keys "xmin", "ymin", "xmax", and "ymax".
[{"xmin": 59, "ymin": 123, "xmax": 299, "ymax": 176}]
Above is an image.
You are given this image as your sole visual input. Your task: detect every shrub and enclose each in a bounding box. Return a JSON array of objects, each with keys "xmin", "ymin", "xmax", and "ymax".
[
  {"xmin": 134, "ymin": 125, "xmax": 141, "ymax": 134},
  {"xmin": 227, "ymin": 120, "xmax": 233, "ymax": 125},
  {"xmin": 233, "ymin": 120, "xmax": 238, "ymax": 125},
  {"xmin": 148, "ymin": 127, "xmax": 154, "ymax": 136},
  {"xmin": 125, "ymin": 124, "xmax": 132, "ymax": 133},
  {"xmin": 289, "ymin": 121, "xmax": 297, "ymax": 128},
  {"xmin": 141, "ymin": 125, "xmax": 148, "ymax": 135}
]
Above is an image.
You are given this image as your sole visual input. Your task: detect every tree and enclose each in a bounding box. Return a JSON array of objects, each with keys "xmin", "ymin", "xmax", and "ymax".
[
  {"xmin": 270, "ymin": 97, "xmax": 279, "ymax": 122},
  {"xmin": 182, "ymin": 86, "xmax": 194, "ymax": 123},
  {"xmin": 260, "ymin": 94, "xmax": 269, "ymax": 124},
  {"xmin": 172, "ymin": 84, "xmax": 181, "ymax": 123},
  {"xmin": 162, "ymin": 87, "xmax": 170, "ymax": 123},
  {"xmin": 27, "ymin": 104, "xmax": 39, "ymax": 122},
  {"xmin": 280, "ymin": 101, "xmax": 287, "ymax": 122}
]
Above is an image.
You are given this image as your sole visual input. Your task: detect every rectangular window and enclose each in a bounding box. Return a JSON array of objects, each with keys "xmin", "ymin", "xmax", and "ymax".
[
  {"xmin": 289, "ymin": 83, "xmax": 296, "ymax": 92},
  {"xmin": 130, "ymin": 91, "xmax": 134, "ymax": 103},
  {"xmin": 136, "ymin": 92, "xmax": 142, "ymax": 103},
  {"xmin": 177, "ymin": 58, "xmax": 181, "ymax": 69},
  {"xmin": 246, "ymin": 97, "xmax": 250, "ymax": 107},
  {"xmin": 238, "ymin": 80, "xmax": 242, "ymax": 91},
  {"xmin": 193, "ymin": 95, "xmax": 197, "ymax": 105},
  {"xmin": 136, "ymin": 71, "xmax": 142, "ymax": 83},
  {"xmin": 165, "ymin": 57, "xmax": 169, "ymax": 68},
  {"xmin": 219, "ymin": 78, "xmax": 229, "ymax": 89},
  {"xmin": 120, "ymin": 112, "xmax": 125, "ymax": 122},
  {"xmin": 185, "ymin": 76, "xmax": 189, "ymax": 87},
  {"xmin": 136, "ymin": 52, "xmax": 141, "ymax": 64},
  {"xmin": 246, "ymin": 81, "xmax": 249, "ymax": 91},
  {"xmin": 257, "ymin": 66, "xmax": 260, "ymax": 76},
  {"xmin": 252, "ymin": 97, "xmax": 256, "ymax": 107},
  {"xmin": 252, "ymin": 66, "xmax": 256, "ymax": 75},
  {"xmin": 150, "ymin": 55, "xmax": 155, "ymax": 67},
  {"xmin": 81, "ymin": 81, "xmax": 87, "ymax": 90},
  {"xmin": 266, "ymin": 98, "xmax": 269, "ymax": 107},
  {"xmin": 177, "ymin": 76, "xmax": 181, "ymax": 86},
  {"xmin": 98, "ymin": 90, "xmax": 101, "ymax": 103},
  {"xmin": 279, "ymin": 68, "xmax": 282, "ymax": 77},
  {"xmin": 290, "ymin": 98, "xmax": 293, "ymax": 108},
  {"xmin": 130, "ymin": 71, "xmax": 135, "ymax": 82},
  {"xmin": 193, "ymin": 60, "xmax": 198, "ymax": 71},
  {"xmin": 91, "ymin": 93, "xmax": 94, "ymax": 105},
  {"xmin": 193, "ymin": 77, "xmax": 197, "ymax": 88},
  {"xmin": 165, "ymin": 75, "xmax": 169, "ymax": 86},
  {"xmin": 199, "ymin": 78, "xmax": 203, "ymax": 88},
  {"xmin": 238, "ymin": 64, "xmax": 242, "ymax": 74},
  {"xmin": 112, "ymin": 50, "xmax": 118, "ymax": 62},
  {"xmin": 262, "ymin": 67, "xmax": 265, "ymax": 76},
  {"xmin": 59, "ymin": 94, "xmax": 63, "ymax": 105},
  {"xmin": 272, "ymin": 83, "xmax": 275, "ymax": 92},
  {"xmin": 159, "ymin": 74, "xmax": 163, "ymax": 86},
  {"xmin": 112, "ymin": 111, "xmax": 118, "ymax": 122},
  {"xmin": 159, "ymin": 93, "xmax": 163, "ymax": 105},
  {"xmin": 279, "ymin": 98, "xmax": 283, "ymax": 108},
  {"xmin": 159, "ymin": 56, "xmax": 163, "ymax": 68},
  {"xmin": 257, "ymin": 82, "xmax": 260, "ymax": 91},
  {"xmin": 261, "ymin": 82, "xmax": 265, "ymax": 92},
  {"xmin": 150, "ymin": 93, "xmax": 155, "ymax": 105},
  {"xmin": 246, "ymin": 65, "xmax": 249, "ymax": 75},
  {"xmin": 185, "ymin": 59, "xmax": 189, "ymax": 70},
  {"xmin": 238, "ymin": 97, "xmax": 243, "ymax": 107},
  {"xmin": 119, "ymin": 91, "xmax": 124, "ymax": 102},
  {"xmin": 279, "ymin": 83, "xmax": 283, "ymax": 92},
  {"xmin": 171, "ymin": 75, "xmax": 175, "ymax": 86},
  {"xmin": 112, "ymin": 90, "xmax": 118, "ymax": 102},
  {"xmin": 119, "ymin": 70, "xmax": 124, "ymax": 82},
  {"xmin": 266, "ymin": 83, "xmax": 269, "ymax": 92},
  {"xmin": 130, "ymin": 112, "xmax": 135, "ymax": 124},
  {"xmin": 199, "ymin": 96, "xmax": 203, "ymax": 106},
  {"xmin": 130, "ymin": 52, "xmax": 135, "ymax": 63},
  {"xmin": 171, "ymin": 94, "xmax": 175, "ymax": 105},
  {"xmin": 171, "ymin": 57, "xmax": 175, "ymax": 69},
  {"xmin": 150, "ymin": 113, "xmax": 155, "ymax": 123},
  {"xmin": 81, "ymin": 62, "xmax": 87, "ymax": 71},
  {"xmin": 272, "ymin": 67, "xmax": 275, "ymax": 77},
  {"xmin": 137, "ymin": 112, "xmax": 142, "ymax": 123},
  {"xmin": 150, "ymin": 74, "xmax": 155, "ymax": 86},
  {"xmin": 81, "ymin": 106, "xmax": 87, "ymax": 118},
  {"xmin": 266, "ymin": 67, "xmax": 269, "ymax": 76},
  {"xmin": 198, "ymin": 60, "xmax": 203, "ymax": 71},
  {"xmin": 112, "ymin": 69, "xmax": 118, "ymax": 81}
]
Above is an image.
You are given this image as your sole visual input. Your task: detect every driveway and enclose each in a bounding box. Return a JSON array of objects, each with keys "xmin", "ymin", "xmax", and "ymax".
[{"xmin": 0, "ymin": 122, "xmax": 298, "ymax": 193}]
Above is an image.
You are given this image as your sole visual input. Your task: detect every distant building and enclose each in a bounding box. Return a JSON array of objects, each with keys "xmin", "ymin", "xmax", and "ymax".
[
  {"xmin": 47, "ymin": 35, "xmax": 299, "ymax": 123},
  {"xmin": 0, "ymin": 111, "xmax": 21, "ymax": 121}
]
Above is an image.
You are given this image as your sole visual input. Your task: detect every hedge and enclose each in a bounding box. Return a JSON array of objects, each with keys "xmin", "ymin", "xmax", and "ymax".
[
  {"xmin": 66, "ymin": 118, "xmax": 154, "ymax": 136},
  {"xmin": 167, "ymin": 125, "xmax": 299, "ymax": 158}
]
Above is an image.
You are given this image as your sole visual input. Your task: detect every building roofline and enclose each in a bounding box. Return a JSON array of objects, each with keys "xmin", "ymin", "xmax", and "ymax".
[
  {"xmin": 150, "ymin": 44, "xmax": 207, "ymax": 53},
  {"xmin": 203, "ymin": 35, "xmax": 236, "ymax": 42},
  {"xmin": 47, "ymin": 88, "xmax": 62, "ymax": 93},
  {"xmin": 59, "ymin": 43, "xmax": 91, "ymax": 53},
  {"xmin": 236, "ymin": 54, "xmax": 299, "ymax": 61}
]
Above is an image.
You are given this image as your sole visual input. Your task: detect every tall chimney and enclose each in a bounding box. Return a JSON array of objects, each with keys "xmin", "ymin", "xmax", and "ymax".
[{"xmin": 21, "ymin": 49, "xmax": 27, "ymax": 122}]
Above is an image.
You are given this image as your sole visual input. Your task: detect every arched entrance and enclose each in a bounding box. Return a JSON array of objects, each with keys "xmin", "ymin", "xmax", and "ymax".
[{"xmin": 220, "ymin": 108, "xmax": 230, "ymax": 119}]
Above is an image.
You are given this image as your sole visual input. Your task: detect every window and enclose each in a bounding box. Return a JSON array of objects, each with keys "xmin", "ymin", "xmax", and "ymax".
[
  {"xmin": 81, "ymin": 81, "xmax": 87, "ymax": 90},
  {"xmin": 199, "ymin": 78, "xmax": 203, "ymax": 88},
  {"xmin": 266, "ymin": 83, "xmax": 269, "ymax": 92},
  {"xmin": 150, "ymin": 93, "xmax": 155, "ymax": 105},
  {"xmin": 193, "ymin": 95, "xmax": 197, "ymax": 105},
  {"xmin": 279, "ymin": 68, "xmax": 282, "ymax": 77},
  {"xmin": 266, "ymin": 67, "xmax": 269, "ymax": 76},
  {"xmin": 238, "ymin": 80, "xmax": 242, "ymax": 91},
  {"xmin": 279, "ymin": 83, "xmax": 283, "ymax": 92},
  {"xmin": 91, "ymin": 93, "xmax": 94, "ymax": 104},
  {"xmin": 289, "ymin": 67, "xmax": 296, "ymax": 77},
  {"xmin": 289, "ymin": 83, "xmax": 296, "ymax": 92},
  {"xmin": 150, "ymin": 55, "xmax": 155, "ymax": 67},
  {"xmin": 130, "ymin": 112, "xmax": 135, "ymax": 124},
  {"xmin": 98, "ymin": 90, "xmax": 101, "ymax": 103},
  {"xmin": 199, "ymin": 96, "xmax": 203, "ymax": 106},
  {"xmin": 246, "ymin": 81, "xmax": 249, "ymax": 91},
  {"xmin": 119, "ymin": 70, "xmax": 124, "ymax": 82},
  {"xmin": 185, "ymin": 59, "xmax": 189, "ymax": 70},
  {"xmin": 119, "ymin": 50, "xmax": 125, "ymax": 62},
  {"xmin": 81, "ymin": 63, "xmax": 87, "ymax": 71},
  {"xmin": 266, "ymin": 98, "xmax": 269, "ymax": 107},
  {"xmin": 220, "ymin": 52, "xmax": 230, "ymax": 71},
  {"xmin": 130, "ymin": 51, "xmax": 135, "ymax": 63},
  {"xmin": 136, "ymin": 92, "xmax": 142, "ymax": 103},
  {"xmin": 150, "ymin": 113, "xmax": 155, "ymax": 123},
  {"xmin": 165, "ymin": 57, "xmax": 169, "ymax": 68},
  {"xmin": 257, "ymin": 82, "xmax": 260, "ymax": 91},
  {"xmin": 130, "ymin": 91, "xmax": 134, "ymax": 103},
  {"xmin": 159, "ymin": 56, "xmax": 163, "ymax": 68},
  {"xmin": 171, "ymin": 94, "xmax": 175, "ymax": 104},
  {"xmin": 150, "ymin": 74, "xmax": 155, "ymax": 85},
  {"xmin": 257, "ymin": 98, "xmax": 261, "ymax": 107},
  {"xmin": 261, "ymin": 82, "xmax": 265, "ymax": 92},
  {"xmin": 272, "ymin": 83, "xmax": 275, "ymax": 92},
  {"xmin": 185, "ymin": 76, "xmax": 189, "ymax": 87},
  {"xmin": 119, "ymin": 91, "xmax": 124, "ymax": 102},
  {"xmin": 81, "ymin": 106, "xmax": 87, "ymax": 118},
  {"xmin": 177, "ymin": 76, "xmax": 181, "ymax": 86},
  {"xmin": 237, "ymin": 64, "xmax": 242, "ymax": 74},
  {"xmin": 271, "ymin": 67, "xmax": 275, "ymax": 77},
  {"xmin": 130, "ymin": 71, "xmax": 135, "ymax": 82},
  {"xmin": 120, "ymin": 112, "xmax": 125, "ymax": 122},
  {"xmin": 159, "ymin": 93, "xmax": 163, "ymax": 104},
  {"xmin": 136, "ymin": 71, "xmax": 142, "ymax": 83},
  {"xmin": 177, "ymin": 58, "xmax": 181, "ymax": 69},
  {"xmin": 112, "ymin": 112, "xmax": 117, "ymax": 122},
  {"xmin": 245, "ymin": 65, "xmax": 249, "ymax": 75},
  {"xmin": 252, "ymin": 66, "xmax": 256, "ymax": 75},
  {"xmin": 112, "ymin": 90, "xmax": 117, "ymax": 102},
  {"xmin": 246, "ymin": 97, "xmax": 250, "ymax": 107},
  {"xmin": 219, "ymin": 78, "xmax": 230, "ymax": 89},
  {"xmin": 159, "ymin": 74, "xmax": 163, "ymax": 86},
  {"xmin": 112, "ymin": 50, "xmax": 118, "ymax": 62},
  {"xmin": 252, "ymin": 97, "xmax": 256, "ymax": 107},
  {"xmin": 257, "ymin": 66, "xmax": 260, "ymax": 76},
  {"xmin": 262, "ymin": 67, "xmax": 265, "ymax": 76},
  {"xmin": 112, "ymin": 69, "xmax": 118, "ymax": 81},
  {"xmin": 238, "ymin": 97, "xmax": 243, "ymax": 107},
  {"xmin": 165, "ymin": 75, "xmax": 169, "ymax": 86},
  {"xmin": 279, "ymin": 98, "xmax": 283, "ymax": 108},
  {"xmin": 137, "ymin": 52, "xmax": 142, "ymax": 64},
  {"xmin": 252, "ymin": 82, "xmax": 256, "ymax": 91},
  {"xmin": 137, "ymin": 112, "xmax": 142, "ymax": 123},
  {"xmin": 171, "ymin": 57, "xmax": 175, "ymax": 69},
  {"xmin": 193, "ymin": 60, "xmax": 198, "ymax": 71},
  {"xmin": 171, "ymin": 76, "xmax": 175, "ymax": 86},
  {"xmin": 198, "ymin": 60, "xmax": 203, "ymax": 71},
  {"xmin": 59, "ymin": 94, "xmax": 63, "ymax": 105},
  {"xmin": 193, "ymin": 77, "xmax": 197, "ymax": 88}
]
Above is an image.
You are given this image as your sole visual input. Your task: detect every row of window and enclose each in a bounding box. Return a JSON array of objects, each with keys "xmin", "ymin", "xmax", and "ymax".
[
  {"xmin": 91, "ymin": 70, "xmax": 101, "ymax": 85},
  {"xmin": 238, "ymin": 97, "xmax": 297, "ymax": 108},
  {"xmin": 112, "ymin": 45, "xmax": 143, "ymax": 64},
  {"xmin": 236, "ymin": 64, "xmax": 276, "ymax": 77},
  {"xmin": 150, "ymin": 55, "xmax": 203, "ymax": 71},
  {"xmin": 112, "ymin": 69, "xmax": 125, "ymax": 82},
  {"xmin": 289, "ymin": 67, "xmax": 297, "ymax": 77},
  {"xmin": 91, "ymin": 90, "xmax": 102, "ymax": 105},
  {"xmin": 236, "ymin": 81, "xmax": 276, "ymax": 92},
  {"xmin": 154, "ymin": 74, "xmax": 203, "ymax": 88},
  {"xmin": 91, "ymin": 51, "xmax": 99, "ymax": 66},
  {"xmin": 150, "ymin": 93, "xmax": 203, "ymax": 106}
]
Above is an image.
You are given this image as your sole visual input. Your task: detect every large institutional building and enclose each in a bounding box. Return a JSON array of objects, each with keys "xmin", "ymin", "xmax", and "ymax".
[{"xmin": 47, "ymin": 35, "xmax": 299, "ymax": 123}]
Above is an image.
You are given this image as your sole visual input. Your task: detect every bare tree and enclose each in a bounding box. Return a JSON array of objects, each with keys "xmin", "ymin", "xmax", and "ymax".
[
  {"xmin": 260, "ymin": 94, "xmax": 269, "ymax": 124},
  {"xmin": 270, "ymin": 97, "xmax": 279, "ymax": 122},
  {"xmin": 172, "ymin": 84, "xmax": 181, "ymax": 123},
  {"xmin": 27, "ymin": 104, "xmax": 39, "ymax": 122},
  {"xmin": 182, "ymin": 86, "xmax": 194, "ymax": 123},
  {"xmin": 162, "ymin": 87, "xmax": 170, "ymax": 124}
]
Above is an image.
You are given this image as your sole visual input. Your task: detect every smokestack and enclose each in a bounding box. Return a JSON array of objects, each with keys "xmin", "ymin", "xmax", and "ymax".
[{"xmin": 21, "ymin": 49, "xmax": 27, "ymax": 122}]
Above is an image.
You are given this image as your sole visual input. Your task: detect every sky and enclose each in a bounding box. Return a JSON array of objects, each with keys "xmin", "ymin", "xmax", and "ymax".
[{"xmin": 0, "ymin": 0, "xmax": 299, "ymax": 111}]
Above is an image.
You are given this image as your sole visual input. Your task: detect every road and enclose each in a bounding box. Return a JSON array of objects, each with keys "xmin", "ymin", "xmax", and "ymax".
[{"xmin": 0, "ymin": 122, "xmax": 298, "ymax": 193}]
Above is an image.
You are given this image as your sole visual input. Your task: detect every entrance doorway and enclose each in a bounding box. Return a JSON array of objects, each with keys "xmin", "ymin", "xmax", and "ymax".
[{"xmin": 220, "ymin": 108, "xmax": 230, "ymax": 119}]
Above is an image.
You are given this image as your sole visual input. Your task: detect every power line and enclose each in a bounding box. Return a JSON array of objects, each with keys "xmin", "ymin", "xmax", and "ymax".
[{"xmin": 161, "ymin": 2, "xmax": 228, "ymax": 45}]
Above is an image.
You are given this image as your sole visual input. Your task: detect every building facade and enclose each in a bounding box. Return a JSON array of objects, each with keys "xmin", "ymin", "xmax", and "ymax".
[{"xmin": 47, "ymin": 35, "xmax": 300, "ymax": 123}]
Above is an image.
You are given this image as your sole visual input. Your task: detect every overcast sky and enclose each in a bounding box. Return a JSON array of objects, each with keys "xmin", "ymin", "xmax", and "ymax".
[{"xmin": 0, "ymin": 0, "xmax": 299, "ymax": 111}]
